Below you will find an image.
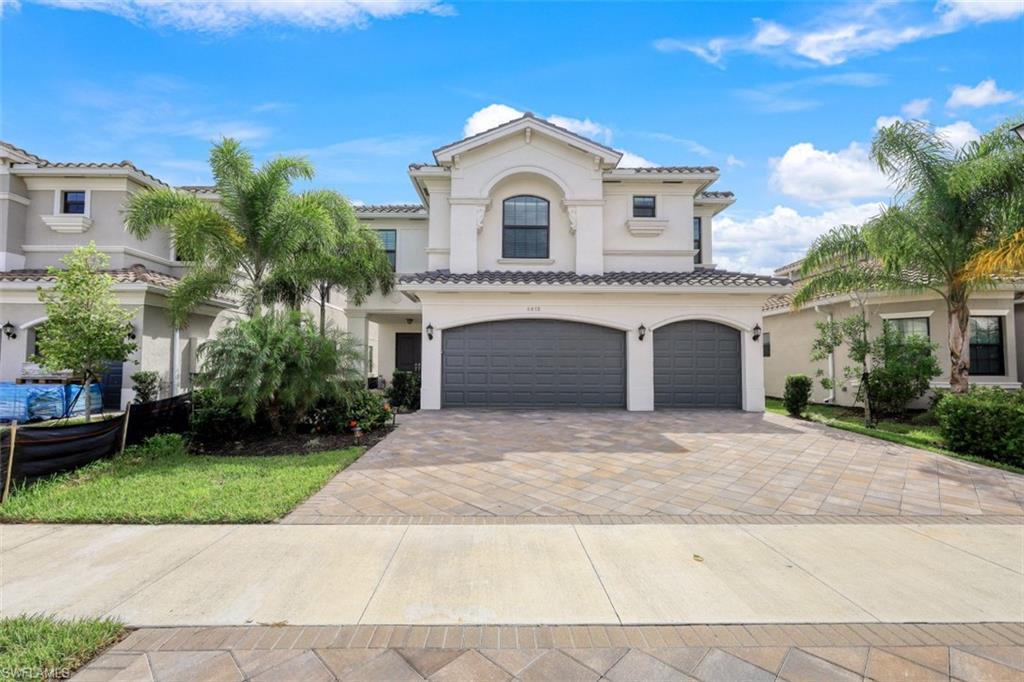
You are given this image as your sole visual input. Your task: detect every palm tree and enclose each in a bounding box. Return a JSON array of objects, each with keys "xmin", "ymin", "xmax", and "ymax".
[
  {"xmin": 794, "ymin": 119, "xmax": 1024, "ymax": 393},
  {"xmin": 123, "ymin": 138, "xmax": 337, "ymax": 324},
  {"xmin": 262, "ymin": 190, "xmax": 394, "ymax": 335},
  {"xmin": 964, "ymin": 228, "xmax": 1024, "ymax": 278}
]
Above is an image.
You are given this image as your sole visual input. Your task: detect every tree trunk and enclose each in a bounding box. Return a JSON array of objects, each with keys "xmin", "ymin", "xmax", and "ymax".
[
  {"xmin": 83, "ymin": 375, "xmax": 92, "ymax": 423},
  {"xmin": 948, "ymin": 295, "xmax": 971, "ymax": 393},
  {"xmin": 319, "ymin": 298, "xmax": 327, "ymax": 337}
]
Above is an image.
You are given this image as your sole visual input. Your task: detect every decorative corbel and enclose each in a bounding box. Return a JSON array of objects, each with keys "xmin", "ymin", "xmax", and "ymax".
[
  {"xmin": 567, "ymin": 206, "xmax": 578, "ymax": 235},
  {"xmin": 592, "ymin": 155, "xmax": 601, "ymax": 171},
  {"xmin": 525, "ymin": 127, "xmax": 532, "ymax": 144},
  {"xmin": 452, "ymin": 154, "xmax": 461, "ymax": 170},
  {"xmin": 474, "ymin": 203, "xmax": 490, "ymax": 234}
]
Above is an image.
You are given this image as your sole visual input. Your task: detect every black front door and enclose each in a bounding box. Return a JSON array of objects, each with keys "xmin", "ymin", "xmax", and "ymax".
[{"xmin": 395, "ymin": 333, "xmax": 422, "ymax": 372}]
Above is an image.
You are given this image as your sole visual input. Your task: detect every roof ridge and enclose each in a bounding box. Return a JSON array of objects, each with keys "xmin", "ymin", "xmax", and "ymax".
[{"xmin": 433, "ymin": 112, "xmax": 622, "ymax": 160}]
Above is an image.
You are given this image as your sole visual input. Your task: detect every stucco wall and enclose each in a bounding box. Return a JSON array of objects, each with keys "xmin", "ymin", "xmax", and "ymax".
[
  {"xmin": 765, "ymin": 292, "xmax": 1021, "ymax": 408},
  {"xmin": 359, "ymin": 216, "xmax": 428, "ymax": 274},
  {"xmin": 477, "ymin": 174, "xmax": 574, "ymax": 271}
]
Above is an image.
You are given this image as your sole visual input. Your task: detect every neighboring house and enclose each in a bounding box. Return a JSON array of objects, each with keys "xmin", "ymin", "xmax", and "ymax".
[
  {"xmin": 763, "ymin": 258, "xmax": 1024, "ymax": 406},
  {"xmin": 0, "ymin": 141, "xmax": 245, "ymax": 408},
  {"xmin": 347, "ymin": 113, "xmax": 790, "ymax": 411}
]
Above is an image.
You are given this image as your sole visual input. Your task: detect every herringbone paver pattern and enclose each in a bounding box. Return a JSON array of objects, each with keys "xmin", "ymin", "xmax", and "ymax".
[
  {"xmin": 285, "ymin": 410, "xmax": 1024, "ymax": 523},
  {"xmin": 76, "ymin": 624, "xmax": 1024, "ymax": 681}
]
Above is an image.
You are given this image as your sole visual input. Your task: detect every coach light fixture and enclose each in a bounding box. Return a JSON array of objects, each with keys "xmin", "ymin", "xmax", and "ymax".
[
  {"xmin": 2, "ymin": 321, "xmax": 16, "ymax": 340},
  {"xmin": 426, "ymin": 323, "xmax": 434, "ymax": 340},
  {"xmin": 125, "ymin": 323, "xmax": 137, "ymax": 340},
  {"xmin": 638, "ymin": 323, "xmax": 647, "ymax": 341},
  {"xmin": 1013, "ymin": 122, "xmax": 1024, "ymax": 142},
  {"xmin": 752, "ymin": 323, "xmax": 762, "ymax": 341}
]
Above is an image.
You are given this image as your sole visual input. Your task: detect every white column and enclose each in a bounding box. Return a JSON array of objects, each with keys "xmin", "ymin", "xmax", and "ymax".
[
  {"xmin": 348, "ymin": 313, "xmax": 370, "ymax": 379},
  {"xmin": 448, "ymin": 202, "xmax": 481, "ymax": 274},
  {"xmin": 743, "ymin": 323, "xmax": 766, "ymax": 412},
  {"xmin": 627, "ymin": 327, "xmax": 654, "ymax": 411},
  {"xmin": 420, "ymin": 323, "xmax": 442, "ymax": 409},
  {"xmin": 568, "ymin": 201, "xmax": 604, "ymax": 276}
]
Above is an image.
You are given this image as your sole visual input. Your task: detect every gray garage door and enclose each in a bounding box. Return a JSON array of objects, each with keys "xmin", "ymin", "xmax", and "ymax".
[
  {"xmin": 654, "ymin": 320, "xmax": 742, "ymax": 408},
  {"xmin": 442, "ymin": 319, "xmax": 626, "ymax": 408}
]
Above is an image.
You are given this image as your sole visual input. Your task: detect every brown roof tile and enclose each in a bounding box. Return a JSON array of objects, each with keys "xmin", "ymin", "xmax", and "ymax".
[
  {"xmin": 0, "ymin": 264, "xmax": 180, "ymax": 289},
  {"xmin": 400, "ymin": 269, "xmax": 789, "ymax": 288}
]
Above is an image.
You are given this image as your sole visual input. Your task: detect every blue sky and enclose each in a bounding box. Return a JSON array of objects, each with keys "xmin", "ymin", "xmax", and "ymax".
[{"xmin": 2, "ymin": 0, "xmax": 1022, "ymax": 273}]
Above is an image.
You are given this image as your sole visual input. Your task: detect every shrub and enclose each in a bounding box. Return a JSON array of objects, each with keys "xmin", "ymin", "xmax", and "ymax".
[
  {"xmin": 784, "ymin": 374, "xmax": 813, "ymax": 416},
  {"xmin": 125, "ymin": 433, "xmax": 188, "ymax": 460},
  {"xmin": 189, "ymin": 387, "xmax": 254, "ymax": 448},
  {"xmin": 130, "ymin": 370, "xmax": 160, "ymax": 403},
  {"xmin": 386, "ymin": 370, "xmax": 421, "ymax": 411},
  {"xmin": 864, "ymin": 325, "xmax": 942, "ymax": 418},
  {"xmin": 309, "ymin": 383, "xmax": 392, "ymax": 434},
  {"xmin": 935, "ymin": 388, "xmax": 1024, "ymax": 465},
  {"xmin": 195, "ymin": 311, "xmax": 362, "ymax": 433}
]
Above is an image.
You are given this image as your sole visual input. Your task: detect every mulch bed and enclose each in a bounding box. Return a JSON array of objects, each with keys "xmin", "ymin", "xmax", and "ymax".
[{"xmin": 192, "ymin": 424, "xmax": 396, "ymax": 457}]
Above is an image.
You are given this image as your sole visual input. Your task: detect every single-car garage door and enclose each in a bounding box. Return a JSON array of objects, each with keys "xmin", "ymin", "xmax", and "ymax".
[
  {"xmin": 654, "ymin": 320, "xmax": 741, "ymax": 408},
  {"xmin": 442, "ymin": 319, "xmax": 626, "ymax": 408}
]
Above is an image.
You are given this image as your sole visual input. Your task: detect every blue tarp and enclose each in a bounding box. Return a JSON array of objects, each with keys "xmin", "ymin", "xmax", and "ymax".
[{"xmin": 0, "ymin": 383, "xmax": 106, "ymax": 422}]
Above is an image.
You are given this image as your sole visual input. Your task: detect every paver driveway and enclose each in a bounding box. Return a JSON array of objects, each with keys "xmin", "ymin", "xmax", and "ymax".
[{"xmin": 286, "ymin": 410, "xmax": 1024, "ymax": 522}]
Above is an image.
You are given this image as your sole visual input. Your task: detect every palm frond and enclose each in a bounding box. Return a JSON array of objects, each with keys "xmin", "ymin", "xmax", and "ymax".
[{"xmin": 871, "ymin": 120, "xmax": 952, "ymax": 197}]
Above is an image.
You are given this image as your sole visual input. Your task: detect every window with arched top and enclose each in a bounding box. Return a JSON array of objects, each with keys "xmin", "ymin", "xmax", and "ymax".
[{"xmin": 502, "ymin": 195, "xmax": 549, "ymax": 259}]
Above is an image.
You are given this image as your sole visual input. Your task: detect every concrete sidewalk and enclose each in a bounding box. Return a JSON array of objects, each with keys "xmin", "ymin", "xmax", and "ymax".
[{"xmin": 2, "ymin": 523, "xmax": 1021, "ymax": 627}]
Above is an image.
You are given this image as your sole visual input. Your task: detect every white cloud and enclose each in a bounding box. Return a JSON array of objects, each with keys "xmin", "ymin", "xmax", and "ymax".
[
  {"xmin": 655, "ymin": 1, "xmax": 1024, "ymax": 67},
  {"xmin": 901, "ymin": 98, "xmax": 932, "ymax": 118},
  {"xmin": 714, "ymin": 202, "xmax": 883, "ymax": 274},
  {"xmin": 936, "ymin": 120, "xmax": 981, "ymax": 149},
  {"xmin": 725, "ymin": 154, "xmax": 745, "ymax": 167},
  {"xmin": 31, "ymin": 0, "xmax": 453, "ymax": 32},
  {"xmin": 734, "ymin": 72, "xmax": 887, "ymax": 113},
  {"xmin": 617, "ymin": 151, "xmax": 656, "ymax": 168},
  {"xmin": 946, "ymin": 78, "xmax": 1017, "ymax": 108},
  {"xmin": 875, "ymin": 115, "xmax": 904, "ymax": 130},
  {"xmin": 770, "ymin": 141, "xmax": 891, "ymax": 205},
  {"xmin": 546, "ymin": 115, "xmax": 612, "ymax": 145},
  {"xmin": 463, "ymin": 103, "xmax": 523, "ymax": 137}
]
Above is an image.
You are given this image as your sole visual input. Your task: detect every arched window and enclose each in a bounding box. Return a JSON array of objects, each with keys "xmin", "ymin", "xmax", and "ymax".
[{"xmin": 502, "ymin": 195, "xmax": 549, "ymax": 259}]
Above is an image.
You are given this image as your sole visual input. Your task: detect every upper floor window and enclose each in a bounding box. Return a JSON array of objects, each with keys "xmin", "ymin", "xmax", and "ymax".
[
  {"xmin": 376, "ymin": 229, "xmax": 397, "ymax": 269},
  {"xmin": 632, "ymin": 196, "xmax": 656, "ymax": 218},
  {"xmin": 62, "ymin": 191, "xmax": 86, "ymax": 214},
  {"xmin": 693, "ymin": 217, "xmax": 703, "ymax": 264},
  {"xmin": 970, "ymin": 316, "xmax": 1004, "ymax": 376},
  {"xmin": 503, "ymin": 195, "xmax": 549, "ymax": 259},
  {"xmin": 889, "ymin": 317, "xmax": 930, "ymax": 339}
]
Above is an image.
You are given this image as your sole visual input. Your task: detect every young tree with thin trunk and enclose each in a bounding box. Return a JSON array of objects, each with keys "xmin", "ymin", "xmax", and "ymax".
[
  {"xmin": 794, "ymin": 119, "xmax": 1024, "ymax": 393},
  {"xmin": 36, "ymin": 244, "xmax": 137, "ymax": 421}
]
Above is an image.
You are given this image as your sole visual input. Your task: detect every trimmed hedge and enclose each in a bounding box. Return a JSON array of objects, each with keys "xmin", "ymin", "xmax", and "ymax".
[
  {"xmin": 783, "ymin": 374, "xmax": 813, "ymax": 417},
  {"xmin": 934, "ymin": 388, "xmax": 1024, "ymax": 465}
]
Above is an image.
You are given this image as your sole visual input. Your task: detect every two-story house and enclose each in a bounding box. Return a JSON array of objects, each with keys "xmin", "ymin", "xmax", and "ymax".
[
  {"xmin": 348, "ymin": 114, "xmax": 790, "ymax": 411},
  {"xmin": 0, "ymin": 141, "xmax": 239, "ymax": 409}
]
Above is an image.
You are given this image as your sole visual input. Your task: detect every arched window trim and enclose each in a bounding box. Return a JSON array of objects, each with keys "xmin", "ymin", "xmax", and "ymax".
[{"xmin": 502, "ymin": 195, "xmax": 550, "ymax": 259}]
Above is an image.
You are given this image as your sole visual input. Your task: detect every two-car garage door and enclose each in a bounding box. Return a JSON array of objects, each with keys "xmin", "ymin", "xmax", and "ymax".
[
  {"xmin": 441, "ymin": 318, "xmax": 742, "ymax": 409},
  {"xmin": 442, "ymin": 319, "xmax": 626, "ymax": 408}
]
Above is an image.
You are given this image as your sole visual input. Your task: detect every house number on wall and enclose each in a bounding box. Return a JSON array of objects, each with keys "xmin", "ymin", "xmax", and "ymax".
[{"xmin": 526, "ymin": 306, "xmax": 542, "ymax": 312}]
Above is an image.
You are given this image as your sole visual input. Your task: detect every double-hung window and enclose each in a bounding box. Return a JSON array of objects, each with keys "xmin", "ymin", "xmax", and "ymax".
[
  {"xmin": 889, "ymin": 317, "xmax": 930, "ymax": 339},
  {"xmin": 502, "ymin": 195, "xmax": 549, "ymax": 259},
  {"xmin": 62, "ymin": 191, "xmax": 86, "ymax": 214},
  {"xmin": 632, "ymin": 196, "xmax": 656, "ymax": 218},
  {"xmin": 376, "ymin": 229, "xmax": 397, "ymax": 269},
  {"xmin": 970, "ymin": 316, "xmax": 1005, "ymax": 376}
]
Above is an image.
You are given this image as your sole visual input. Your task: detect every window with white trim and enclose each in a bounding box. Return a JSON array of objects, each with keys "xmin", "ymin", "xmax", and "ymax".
[
  {"xmin": 502, "ymin": 195, "xmax": 549, "ymax": 259},
  {"xmin": 889, "ymin": 317, "xmax": 930, "ymax": 339},
  {"xmin": 970, "ymin": 316, "xmax": 1005, "ymax": 376},
  {"xmin": 62, "ymin": 191, "xmax": 86, "ymax": 214}
]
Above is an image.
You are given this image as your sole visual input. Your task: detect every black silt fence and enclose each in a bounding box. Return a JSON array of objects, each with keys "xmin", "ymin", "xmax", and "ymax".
[
  {"xmin": 125, "ymin": 394, "xmax": 191, "ymax": 447},
  {"xmin": 1, "ymin": 416, "xmax": 125, "ymax": 498}
]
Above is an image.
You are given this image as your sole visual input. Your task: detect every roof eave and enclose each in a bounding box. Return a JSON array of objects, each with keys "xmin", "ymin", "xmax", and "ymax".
[
  {"xmin": 398, "ymin": 282, "xmax": 793, "ymax": 295},
  {"xmin": 13, "ymin": 164, "xmax": 167, "ymax": 189},
  {"xmin": 433, "ymin": 117, "xmax": 622, "ymax": 165}
]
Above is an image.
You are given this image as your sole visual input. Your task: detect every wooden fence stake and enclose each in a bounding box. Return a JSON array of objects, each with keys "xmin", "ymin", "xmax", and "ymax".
[
  {"xmin": 2, "ymin": 421, "xmax": 17, "ymax": 504},
  {"xmin": 119, "ymin": 403, "xmax": 131, "ymax": 456}
]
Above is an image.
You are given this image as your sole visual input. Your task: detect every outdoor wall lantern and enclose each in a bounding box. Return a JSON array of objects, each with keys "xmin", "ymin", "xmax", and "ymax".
[
  {"xmin": 2, "ymin": 321, "xmax": 16, "ymax": 340},
  {"xmin": 638, "ymin": 323, "xmax": 647, "ymax": 341},
  {"xmin": 426, "ymin": 323, "xmax": 434, "ymax": 340},
  {"xmin": 125, "ymin": 323, "xmax": 137, "ymax": 340},
  {"xmin": 752, "ymin": 323, "xmax": 762, "ymax": 342}
]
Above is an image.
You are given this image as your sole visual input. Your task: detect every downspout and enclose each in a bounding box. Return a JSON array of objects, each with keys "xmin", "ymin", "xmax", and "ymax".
[{"xmin": 170, "ymin": 328, "xmax": 180, "ymax": 396}]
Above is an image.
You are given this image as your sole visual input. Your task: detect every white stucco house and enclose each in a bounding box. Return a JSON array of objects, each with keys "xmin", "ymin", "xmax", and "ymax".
[{"xmin": 349, "ymin": 114, "xmax": 791, "ymax": 411}]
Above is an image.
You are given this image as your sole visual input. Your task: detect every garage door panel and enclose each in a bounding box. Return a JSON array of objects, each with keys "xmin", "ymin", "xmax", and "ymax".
[
  {"xmin": 654, "ymin": 320, "xmax": 742, "ymax": 409},
  {"xmin": 442, "ymin": 319, "xmax": 625, "ymax": 408}
]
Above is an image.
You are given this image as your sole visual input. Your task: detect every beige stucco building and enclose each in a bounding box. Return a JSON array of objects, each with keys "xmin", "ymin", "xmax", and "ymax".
[
  {"xmin": 763, "ymin": 259, "xmax": 1023, "ymax": 407},
  {"xmin": 348, "ymin": 114, "xmax": 790, "ymax": 411}
]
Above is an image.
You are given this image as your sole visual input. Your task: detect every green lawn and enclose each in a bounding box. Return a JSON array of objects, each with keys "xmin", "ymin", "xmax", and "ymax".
[
  {"xmin": 0, "ymin": 435, "xmax": 362, "ymax": 523},
  {"xmin": 0, "ymin": 615, "xmax": 124, "ymax": 681},
  {"xmin": 765, "ymin": 398, "xmax": 1024, "ymax": 474}
]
